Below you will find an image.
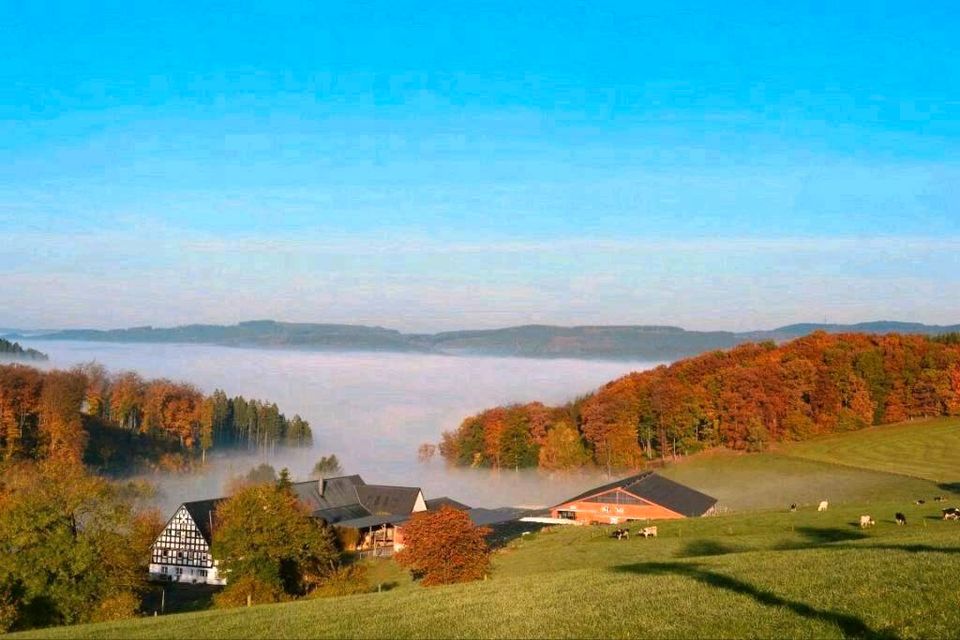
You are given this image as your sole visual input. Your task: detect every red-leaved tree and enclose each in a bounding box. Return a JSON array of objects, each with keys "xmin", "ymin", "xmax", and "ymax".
[{"xmin": 395, "ymin": 506, "xmax": 492, "ymax": 586}]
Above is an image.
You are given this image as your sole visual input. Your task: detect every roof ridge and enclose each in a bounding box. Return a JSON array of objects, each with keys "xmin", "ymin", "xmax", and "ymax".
[
  {"xmin": 361, "ymin": 483, "xmax": 422, "ymax": 491},
  {"xmin": 182, "ymin": 497, "xmax": 226, "ymax": 506},
  {"xmin": 321, "ymin": 474, "xmax": 365, "ymax": 482}
]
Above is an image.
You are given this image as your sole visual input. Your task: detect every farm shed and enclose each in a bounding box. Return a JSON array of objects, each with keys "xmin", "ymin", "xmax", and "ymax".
[{"xmin": 549, "ymin": 472, "xmax": 716, "ymax": 525}]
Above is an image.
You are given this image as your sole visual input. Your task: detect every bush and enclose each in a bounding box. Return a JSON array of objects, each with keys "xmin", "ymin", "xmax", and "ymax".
[
  {"xmin": 213, "ymin": 575, "xmax": 286, "ymax": 609},
  {"xmin": 395, "ymin": 507, "xmax": 492, "ymax": 586},
  {"xmin": 309, "ymin": 564, "xmax": 369, "ymax": 599},
  {"xmin": 90, "ymin": 592, "xmax": 139, "ymax": 623}
]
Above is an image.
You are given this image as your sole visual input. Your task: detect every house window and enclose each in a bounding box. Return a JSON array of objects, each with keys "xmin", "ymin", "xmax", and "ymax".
[
  {"xmin": 161, "ymin": 566, "xmax": 168, "ymax": 574},
  {"xmin": 175, "ymin": 567, "xmax": 183, "ymax": 575},
  {"xmin": 198, "ymin": 570, "xmax": 208, "ymax": 577}
]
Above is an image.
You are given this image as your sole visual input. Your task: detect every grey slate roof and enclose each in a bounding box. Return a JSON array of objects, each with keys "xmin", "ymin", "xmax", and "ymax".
[
  {"xmin": 556, "ymin": 472, "xmax": 717, "ymax": 517},
  {"xmin": 335, "ymin": 513, "xmax": 411, "ymax": 530},
  {"xmin": 173, "ymin": 474, "xmax": 432, "ymax": 538},
  {"xmin": 182, "ymin": 498, "xmax": 226, "ymax": 544},
  {"xmin": 426, "ymin": 496, "xmax": 471, "ymax": 511},
  {"xmin": 356, "ymin": 484, "xmax": 421, "ymax": 515},
  {"xmin": 289, "ymin": 475, "xmax": 366, "ymax": 512},
  {"xmin": 467, "ymin": 507, "xmax": 529, "ymax": 526},
  {"xmin": 313, "ymin": 503, "xmax": 373, "ymax": 524}
]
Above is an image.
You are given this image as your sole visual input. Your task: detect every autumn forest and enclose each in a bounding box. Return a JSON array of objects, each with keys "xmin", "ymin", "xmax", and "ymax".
[
  {"xmin": 0, "ymin": 363, "xmax": 312, "ymax": 473},
  {"xmin": 440, "ymin": 332, "xmax": 960, "ymax": 472}
]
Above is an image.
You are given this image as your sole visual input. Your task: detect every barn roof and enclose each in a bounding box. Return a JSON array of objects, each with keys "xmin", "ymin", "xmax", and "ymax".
[
  {"xmin": 426, "ymin": 496, "xmax": 471, "ymax": 511},
  {"xmin": 467, "ymin": 507, "xmax": 529, "ymax": 526},
  {"xmin": 336, "ymin": 512, "xmax": 411, "ymax": 530},
  {"xmin": 170, "ymin": 475, "xmax": 432, "ymax": 541},
  {"xmin": 556, "ymin": 472, "xmax": 717, "ymax": 517},
  {"xmin": 313, "ymin": 503, "xmax": 372, "ymax": 524},
  {"xmin": 356, "ymin": 484, "xmax": 421, "ymax": 515},
  {"xmin": 289, "ymin": 475, "xmax": 367, "ymax": 512},
  {"xmin": 182, "ymin": 498, "xmax": 226, "ymax": 543}
]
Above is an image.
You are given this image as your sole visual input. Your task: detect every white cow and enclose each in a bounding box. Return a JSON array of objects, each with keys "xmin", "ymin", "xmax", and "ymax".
[
  {"xmin": 639, "ymin": 526, "xmax": 658, "ymax": 538},
  {"xmin": 859, "ymin": 515, "xmax": 875, "ymax": 528},
  {"xmin": 817, "ymin": 500, "xmax": 829, "ymax": 512}
]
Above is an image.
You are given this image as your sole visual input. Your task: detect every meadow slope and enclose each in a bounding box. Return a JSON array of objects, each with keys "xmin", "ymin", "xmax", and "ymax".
[{"xmin": 782, "ymin": 417, "xmax": 960, "ymax": 485}]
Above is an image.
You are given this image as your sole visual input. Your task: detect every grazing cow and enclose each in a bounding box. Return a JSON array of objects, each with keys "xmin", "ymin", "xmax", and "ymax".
[
  {"xmin": 789, "ymin": 503, "xmax": 797, "ymax": 512},
  {"xmin": 817, "ymin": 500, "xmax": 829, "ymax": 512},
  {"xmin": 859, "ymin": 515, "xmax": 875, "ymax": 528},
  {"xmin": 639, "ymin": 526, "xmax": 658, "ymax": 538},
  {"xmin": 915, "ymin": 499, "xmax": 926, "ymax": 505},
  {"xmin": 895, "ymin": 513, "xmax": 906, "ymax": 525},
  {"xmin": 943, "ymin": 508, "xmax": 960, "ymax": 521},
  {"xmin": 611, "ymin": 528, "xmax": 629, "ymax": 540},
  {"xmin": 934, "ymin": 496, "xmax": 946, "ymax": 502}
]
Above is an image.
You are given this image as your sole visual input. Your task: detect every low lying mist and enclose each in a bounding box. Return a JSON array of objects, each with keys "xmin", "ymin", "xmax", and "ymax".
[{"xmin": 24, "ymin": 340, "xmax": 659, "ymax": 512}]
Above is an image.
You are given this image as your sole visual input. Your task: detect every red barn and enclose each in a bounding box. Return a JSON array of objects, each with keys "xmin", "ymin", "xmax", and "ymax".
[{"xmin": 550, "ymin": 472, "xmax": 716, "ymax": 524}]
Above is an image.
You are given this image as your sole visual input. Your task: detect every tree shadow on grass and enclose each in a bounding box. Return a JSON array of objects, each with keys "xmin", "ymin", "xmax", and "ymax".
[
  {"xmin": 795, "ymin": 527, "xmax": 868, "ymax": 544},
  {"xmin": 614, "ymin": 562, "xmax": 898, "ymax": 640},
  {"xmin": 486, "ymin": 520, "xmax": 550, "ymax": 550},
  {"xmin": 773, "ymin": 528, "xmax": 960, "ymax": 555},
  {"xmin": 675, "ymin": 539, "xmax": 745, "ymax": 558},
  {"xmin": 936, "ymin": 482, "xmax": 960, "ymax": 494},
  {"xmin": 829, "ymin": 543, "xmax": 960, "ymax": 555}
]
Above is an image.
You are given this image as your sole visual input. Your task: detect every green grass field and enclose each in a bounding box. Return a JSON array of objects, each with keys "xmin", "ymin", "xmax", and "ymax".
[
  {"xmin": 16, "ymin": 418, "xmax": 960, "ymax": 639},
  {"xmin": 782, "ymin": 417, "xmax": 960, "ymax": 485}
]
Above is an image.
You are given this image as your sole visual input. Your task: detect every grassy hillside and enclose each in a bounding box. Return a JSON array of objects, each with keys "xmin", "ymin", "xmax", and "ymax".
[
  {"xmin": 782, "ymin": 417, "xmax": 960, "ymax": 485},
  {"xmin": 15, "ymin": 418, "xmax": 960, "ymax": 639},
  {"xmin": 19, "ymin": 502, "xmax": 960, "ymax": 639},
  {"xmin": 657, "ymin": 451, "xmax": 940, "ymax": 511}
]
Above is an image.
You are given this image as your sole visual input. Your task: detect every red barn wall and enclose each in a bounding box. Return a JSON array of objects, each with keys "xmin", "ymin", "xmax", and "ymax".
[{"xmin": 550, "ymin": 489, "xmax": 685, "ymax": 524}]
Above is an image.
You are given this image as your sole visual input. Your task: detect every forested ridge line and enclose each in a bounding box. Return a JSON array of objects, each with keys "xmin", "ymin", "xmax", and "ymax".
[
  {"xmin": 0, "ymin": 338, "xmax": 47, "ymax": 361},
  {"xmin": 0, "ymin": 362, "xmax": 312, "ymax": 473},
  {"xmin": 19, "ymin": 318, "xmax": 960, "ymax": 361},
  {"xmin": 439, "ymin": 331, "xmax": 960, "ymax": 472}
]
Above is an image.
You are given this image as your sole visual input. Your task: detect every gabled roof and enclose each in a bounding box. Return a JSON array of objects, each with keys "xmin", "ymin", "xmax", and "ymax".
[
  {"xmin": 556, "ymin": 472, "xmax": 717, "ymax": 517},
  {"xmin": 426, "ymin": 496, "xmax": 471, "ymax": 511},
  {"xmin": 562, "ymin": 471, "xmax": 655, "ymax": 503},
  {"xmin": 169, "ymin": 475, "xmax": 428, "ymax": 544},
  {"xmin": 182, "ymin": 498, "xmax": 226, "ymax": 543},
  {"xmin": 313, "ymin": 503, "xmax": 372, "ymax": 524},
  {"xmin": 467, "ymin": 507, "xmax": 529, "ymax": 526},
  {"xmin": 289, "ymin": 475, "xmax": 366, "ymax": 513},
  {"xmin": 356, "ymin": 484, "xmax": 421, "ymax": 515},
  {"xmin": 336, "ymin": 512, "xmax": 411, "ymax": 530}
]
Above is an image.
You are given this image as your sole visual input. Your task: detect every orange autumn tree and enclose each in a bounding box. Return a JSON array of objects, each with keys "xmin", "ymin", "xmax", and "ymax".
[{"xmin": 395, "ymin": 506, "xmax": 492, "ymax": 586}]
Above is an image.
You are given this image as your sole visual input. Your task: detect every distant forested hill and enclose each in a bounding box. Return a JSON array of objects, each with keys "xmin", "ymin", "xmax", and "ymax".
[
  {"xmin": 0, "ymin": 338, "xmax": 47, "ymax": 360},
  {"xmin": 12, "ymin": 319, "xmax": 960, "ymax": 361}
]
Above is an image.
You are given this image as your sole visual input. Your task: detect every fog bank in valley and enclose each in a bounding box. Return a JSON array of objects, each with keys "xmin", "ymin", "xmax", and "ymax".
[{"xmin": 24, "ymin": 340, "xmax": 659, "ymax": 512}]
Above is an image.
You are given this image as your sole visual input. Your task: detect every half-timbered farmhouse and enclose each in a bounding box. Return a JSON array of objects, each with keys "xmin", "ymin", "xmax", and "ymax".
[
  {"xmin": 549, "ymin": 472, "xmax": 716, "ymax": 525},
  {"xmin": 149, "ymin": 474, "xmax": 468, "ymax": 585},
  {"xmin": 149, "ymin": 499, "xmax": 227, "ymax": 585}
]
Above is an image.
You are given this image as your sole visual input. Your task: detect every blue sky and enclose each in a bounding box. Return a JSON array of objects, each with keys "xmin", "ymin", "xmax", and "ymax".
[{"xmin": 2, "ymin": 1, "xmax": 958, "ymax": 331}]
